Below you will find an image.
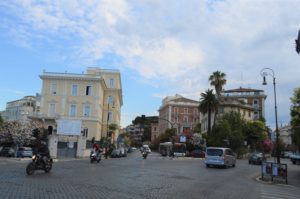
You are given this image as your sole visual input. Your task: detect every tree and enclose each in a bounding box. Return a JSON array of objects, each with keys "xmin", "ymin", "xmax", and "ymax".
[
  {"xmin": 208, "ymin": 112, "xmax": 246, "ymax": 156},
  {"xmin": 132, "ymin": 115, "xmax": 153, "ymax": 142},
  {"xmin": 108, "ymin": 123, "xmax": 118, "ymax": 140},
  {"xmin": 290, "ymin": 87, "xmax": 300, "ymax": 150},
  {"xmin": 0, "ymin": 120, "xmax": 43, "ymax": 146},
  {"xmin": 0, "ymin": 114, "xmax": 3, "ymax": 127},
  {"xmin": 244, "ymin": 120, "xmax": 267, "ymax": 150},
  {"xmin": 193, "ymin": 123, "xmax": 202, "ymax": 134},
  {"xmin": 199, "ymin": 89, "xmax": 218, "ymax": 135},
  {"xmin": 209, "ymin": 71, "xmax": 227, "ymax": 98},
  {"xmin": 296, "ymin": 30, "xmax": 300, "ymax": 54}
]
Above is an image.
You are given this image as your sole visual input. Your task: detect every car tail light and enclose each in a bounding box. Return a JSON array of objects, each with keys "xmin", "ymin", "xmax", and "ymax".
[{"xmin": 221, "ymin": 156, "xmax": 225, "ymax": 160}]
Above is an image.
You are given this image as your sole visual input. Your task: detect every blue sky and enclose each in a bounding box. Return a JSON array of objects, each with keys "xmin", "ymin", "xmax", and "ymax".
[{"xmin": 0, "ymin": 0, "xmax": 300, "ymax": 129}]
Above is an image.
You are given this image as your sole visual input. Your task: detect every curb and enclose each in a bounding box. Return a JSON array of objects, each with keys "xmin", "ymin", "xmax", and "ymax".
[{"xmin": 255, "ymin": 176, "xmax": 295, "ymax": 188}]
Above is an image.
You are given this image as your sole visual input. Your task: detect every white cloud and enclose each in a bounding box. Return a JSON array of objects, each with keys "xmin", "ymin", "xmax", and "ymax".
[{"xmin": 1, "ymin": 0, "xmax": 300, "ymax": 128}]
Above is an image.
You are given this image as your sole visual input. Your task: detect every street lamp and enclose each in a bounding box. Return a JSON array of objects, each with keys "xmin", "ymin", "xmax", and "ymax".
[{"xmin": 260, "ymin": 68, "xmax": 280, "ymax": 164}]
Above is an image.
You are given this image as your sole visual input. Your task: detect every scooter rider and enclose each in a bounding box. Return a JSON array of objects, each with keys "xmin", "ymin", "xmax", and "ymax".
[
  {"xmin": 37, "ymin": 141, "xmax": 51, "ymax": 164},
  {"xmin": 92, "ymin": 142, "xmax": 101, "ymax": 159}
]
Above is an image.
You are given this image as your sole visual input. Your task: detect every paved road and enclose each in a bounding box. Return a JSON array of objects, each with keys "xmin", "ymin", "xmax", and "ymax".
[{"xmin": 0, "ymin": 151, "xmax": 299, "ymax": 199}]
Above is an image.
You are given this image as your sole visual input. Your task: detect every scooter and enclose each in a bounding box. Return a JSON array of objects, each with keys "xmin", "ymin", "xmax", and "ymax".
[
  {"xmin": 142, "ymin": 151, "xmax": 148, "ymax": 159},
  {"xmin": 90, "ymin": 150, "xmax": 101, "ymax": 163}
]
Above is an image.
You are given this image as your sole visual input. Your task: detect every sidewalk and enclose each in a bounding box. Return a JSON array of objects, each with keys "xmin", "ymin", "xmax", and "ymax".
[{"xmin": 257, "ymin": 159, "xmax": 300, "ymax": 187}]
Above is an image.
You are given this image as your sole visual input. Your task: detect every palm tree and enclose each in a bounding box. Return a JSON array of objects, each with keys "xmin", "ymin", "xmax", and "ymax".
[
  {"xmin": 199, "ymin": 89, "xmax": 218, "ymax": 135},
  {"xmin": 209, "ymin": 71, "xmax": 227, "ymax": 98}
]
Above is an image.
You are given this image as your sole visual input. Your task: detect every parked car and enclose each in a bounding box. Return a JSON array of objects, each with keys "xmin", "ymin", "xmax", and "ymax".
[
  {"xmin": 110, "ymin": 149, "xmax": 121, "ymax": 158},
  {"xmin": 191, "ymin": 149, "xmax": 205, "ymax": 158},
  {"xmin": 290, "ymin": 153, "xmax": 300, "ymax": 165},
  {"xmin": 248, "ymin": 153, "xmax": 264, "ymax": 165},
  {"xmin": 16, "ymin": 147, "xmax": 33, "ymax": 158},
  {"xmin": 281, "ymin": 151, "xmax": 293, "ymax": 159},
  {"xmin": 0, "ymin": 146, "xmax": 15, "ymax": 157},
  {"xmin": 205, "ymin": 147, "xmax": 236, "ymax": 168}
]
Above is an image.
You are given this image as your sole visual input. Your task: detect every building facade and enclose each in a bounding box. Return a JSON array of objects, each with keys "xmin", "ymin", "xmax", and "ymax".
[
  {"xmin": 2, "ymin": 96, "xmax": 37, "ymax": 123},
  {"xmin": 158, "ymin": 94, "xmax": 200, "ymax": 135},
  {"xmin": 31, "ymin": 67, "xmax": 122, "ymax": 158},
  {"xmin": 201, "ymin": 87, "xmax": 266, "ymax": 133},
  {"xmin": 278, "ymin": 125, "xmax": 292, "ymax": 146},
  {"xmin": 221, "ymin": 87, "xmax": 266, "ymax": 120}
]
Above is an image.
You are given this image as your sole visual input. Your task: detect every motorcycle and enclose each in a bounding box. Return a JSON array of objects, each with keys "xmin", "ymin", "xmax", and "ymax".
[
  {"xmin": 142, "ymin": 151, "xmax": 148, "ymax": 159},
  {"xmin": 26, "ymin": 154, "xmax": 53, "ymax": 175},
  {"xmin": 90, "ymin": 150, "xmax": 101, "ymax": 163}
]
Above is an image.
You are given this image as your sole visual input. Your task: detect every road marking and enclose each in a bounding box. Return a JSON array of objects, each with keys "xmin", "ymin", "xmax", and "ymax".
[{"xmin": 260, "ymin": 184, "xmax": 300, "ymax": 199}]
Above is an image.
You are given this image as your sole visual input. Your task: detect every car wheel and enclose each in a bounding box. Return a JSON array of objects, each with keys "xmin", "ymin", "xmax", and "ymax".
[
  {"xmin": 232, "ymin": 164, "xmax": 235, "ymax": 167},
  {"xmin": 248, "ymin": 160, "xmax": 251, "ymax": 164},
  {"xmin": 206, "ymin": 164, "xmax": 210, "ymax": 168}
]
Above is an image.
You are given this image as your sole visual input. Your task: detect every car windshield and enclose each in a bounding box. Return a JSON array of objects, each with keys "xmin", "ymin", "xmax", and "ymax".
[
  {"xmin": 256, "ymin": 153, "xmax": 263, "ymax": 157},
  {"xmin": 207, "ymin": 149, "xmax": 223, "ymax": 156}
]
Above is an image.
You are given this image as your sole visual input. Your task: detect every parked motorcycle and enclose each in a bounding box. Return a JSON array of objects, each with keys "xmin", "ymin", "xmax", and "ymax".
[
  {"xmin": 26, "ymin": 154, "xmax": 53, "ymax": 175},
  {"xmin": 142, "ymin": 151, "xmax": 148, "ymax": 159},
  {"xmin": 90, "ymin": 150, "xmax": 101, "ymax": 163}
]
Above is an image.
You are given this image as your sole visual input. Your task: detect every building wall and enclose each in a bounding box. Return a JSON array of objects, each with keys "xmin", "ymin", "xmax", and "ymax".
[
  {"xmin": 158, "ymin": 94, "xmax": 200, "ymax": 136},
  {"xmin": 201, "ymin": 88, "xmax": 266, "ymax": 133},
  {"xmin": 279, "ymin": 125, "xmax": 292, "ymax": 146},
  {"xmin": 37, "ymin": 67, "xmax": 122, "ymax": 157},
  {"xmin": 2, "ymin": 96, "xmax": 36, "ymax": 123},
  {"xmin": 151, "ymin": 123, "xmax": 159, "ymax": 141}
]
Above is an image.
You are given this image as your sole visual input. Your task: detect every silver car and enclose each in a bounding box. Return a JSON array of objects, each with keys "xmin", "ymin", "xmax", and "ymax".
[{"xmin": 205, "ymin": 147, "xmax": 236, "ymax": 168}]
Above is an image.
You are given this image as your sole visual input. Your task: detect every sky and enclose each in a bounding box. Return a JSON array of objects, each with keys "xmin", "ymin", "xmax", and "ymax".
[{"xmin": 0, "ymin": 0, "xmax": 299, "ymax": 129}]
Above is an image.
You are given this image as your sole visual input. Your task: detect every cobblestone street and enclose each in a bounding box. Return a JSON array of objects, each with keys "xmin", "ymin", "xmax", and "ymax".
[{"xmin": 1, "ymin": 152, "xmax": 300, "ymax": 199}]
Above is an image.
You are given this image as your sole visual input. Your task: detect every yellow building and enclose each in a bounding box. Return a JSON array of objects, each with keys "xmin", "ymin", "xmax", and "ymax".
[
  {"xmin": 201, "ymin": 87, "xmax": 266, "ymax": 133},
  {"xmin": 32, "ymin": 67, "xmax": 122, "ymax": 158}
]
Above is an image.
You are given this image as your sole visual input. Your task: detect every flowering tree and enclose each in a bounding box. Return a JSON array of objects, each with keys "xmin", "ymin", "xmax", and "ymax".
[
  {"xmin": 262, "ymin": 139, "xmax": 273, "ymax": 153},
  {"xmin": 0, "ymin": 120, "xmax": 43, "ymax": 146}
]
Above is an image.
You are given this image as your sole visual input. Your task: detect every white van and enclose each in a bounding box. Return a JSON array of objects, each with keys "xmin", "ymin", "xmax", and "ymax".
[{"xmin": 205, "ymin": 147, "xmax": 236, "ymax": 168}]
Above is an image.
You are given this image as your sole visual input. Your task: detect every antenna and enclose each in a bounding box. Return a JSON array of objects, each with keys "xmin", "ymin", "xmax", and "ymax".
[{"xmin": 240, "ymin": 72, "xmax": 244, "ymax": 88}]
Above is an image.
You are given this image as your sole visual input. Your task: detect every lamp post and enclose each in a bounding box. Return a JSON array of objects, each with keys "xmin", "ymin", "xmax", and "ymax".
[{"xmin": 260, "ymin": 68, "xmax": 280, "ymax": 164}]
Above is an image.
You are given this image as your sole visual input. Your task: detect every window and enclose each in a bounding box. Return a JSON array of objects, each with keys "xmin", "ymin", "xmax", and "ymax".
[
  {"xmin": 254, "ymin": 111, "xmax": 259, "ymax": 120},
  {"xmin": 108, "ymin": 95, "xmax": 113, "ymax": 105},
  {"xmin": 72, "ymin": 85, "xmax": 78, "ymax": 96},
  {"xmin": 82, "ymin": 128, "xmax": 88, "ymax": 137},
  {"xmin": 253, "ymin": 99, "xmax": 258, "ymax": 108},
  {"xmin": 50, "ymin": 83, "xmax": 57, "ymax": 95},
  {"xmin": 86, "ymin": 86, "xmax": 92, "ymax": 96},
  {"xmin": 48, "ymin": 103, "xmax": 55, "ymax": 116},
  {"xmin": 83, "ymin": 105, "xmax": 90, "ymax": 117},
  {"xmin": 70, "ymin": 104, "xmax": 77, "ymax": 117},
  {"xmin": 109, "ymin": 78, "xmax": 114, "ymax": 88},
  {"xmin": 108, "ymin": 111, "xmax": 112, "ymax": 122},
  {"xmin": 218, "ymin": 107, "xmax": 224, "ymax": 114},
  {"xmin": 183, "ymin": 116, "xmax": 188, "ymax": 123},
  {"xmin": 184, "ymin": 108, "xmax": 188, "ymax": 114}
]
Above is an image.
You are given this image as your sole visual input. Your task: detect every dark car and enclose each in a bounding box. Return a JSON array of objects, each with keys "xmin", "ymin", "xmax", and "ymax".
[
  {"xmin": 16, "ymin": 147, "xmax": 33, "ymax": 158},
  {"xmin": 191, "ymin": 149, "xmax": 205, "ymax": 158},
  {"xmin": 0, "ymin": 146, "xmax": 15, "ymax": 157},
  {"xmin": 248, "ymin": 153, "xmax": 264, "ymax": 165},
  {"xmin": 110, "ymin": 149, "xmax": 121, "ymax": 158}
]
